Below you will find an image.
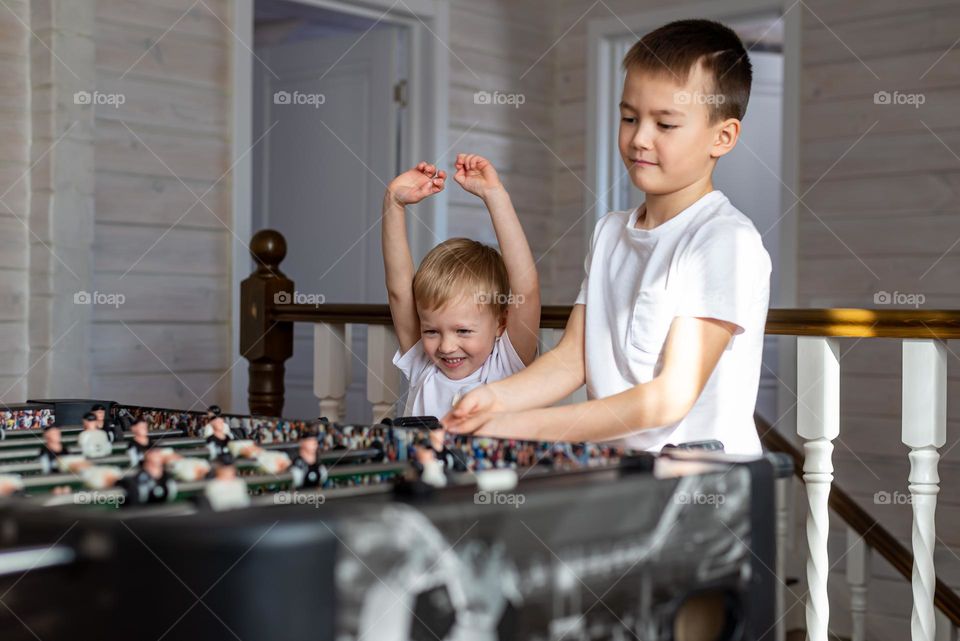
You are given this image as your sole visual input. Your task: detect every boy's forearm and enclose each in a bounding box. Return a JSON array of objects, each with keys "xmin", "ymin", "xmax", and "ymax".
[
  {"xmin": 482, "ymin": 187, "xmax": 538, "ymax": 294},
  {"xmin": 490, "ymin": 339, "xmax": 584, "ymax": 412},
  {"xmin": 381, "ymin": 197, "xmax": 415, "ymax": 294},
  {"xmin": 484, "ymin": 377, "xmax": 679, "ymax": 443}
]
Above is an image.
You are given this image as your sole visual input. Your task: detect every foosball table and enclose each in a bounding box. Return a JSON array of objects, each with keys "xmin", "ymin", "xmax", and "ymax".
[{"xmin": 0, "ymin": 399, "xmax": 789, "ymax": 641}]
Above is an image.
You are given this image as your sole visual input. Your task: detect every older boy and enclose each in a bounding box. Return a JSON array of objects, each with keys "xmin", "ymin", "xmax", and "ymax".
[{"xmin": 443, "ymin": 20, "xmax": 771, "ymax": 455}]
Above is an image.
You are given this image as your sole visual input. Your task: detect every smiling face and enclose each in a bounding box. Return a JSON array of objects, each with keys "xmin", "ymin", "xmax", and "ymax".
[
  {"xmin": 418, "ymin": 296, "xmax": 505, "ymax": 380},
  {"xmin": 618, "ymin": 63, "xmax": 737, "ymax": 196}
]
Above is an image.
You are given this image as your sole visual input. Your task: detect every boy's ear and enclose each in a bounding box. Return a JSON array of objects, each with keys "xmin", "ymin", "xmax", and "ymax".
[{"xmin": 710, "ymin": 117, "xmax": 741, "ymax": 159}]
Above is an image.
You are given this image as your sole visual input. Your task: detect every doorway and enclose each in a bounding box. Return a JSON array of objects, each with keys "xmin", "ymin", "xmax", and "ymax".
[{"xmin": 230, "ymin": 0, "xmax": 450, "ymax": 418}]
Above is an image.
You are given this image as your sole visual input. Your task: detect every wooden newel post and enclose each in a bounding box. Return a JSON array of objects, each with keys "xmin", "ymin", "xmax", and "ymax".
[{"xmin": 241, "ymin": 230, "xmax": 294, "ymax": 416}]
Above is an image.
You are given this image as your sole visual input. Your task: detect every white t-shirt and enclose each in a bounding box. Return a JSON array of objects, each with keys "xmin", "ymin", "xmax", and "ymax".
[
  {"xmin": 393, "ymin": 332, "xmax": 526, "ymax": 418},
  {"xmin": 575, "ymin": 190, "xmax": 771, "ymax": 455}
]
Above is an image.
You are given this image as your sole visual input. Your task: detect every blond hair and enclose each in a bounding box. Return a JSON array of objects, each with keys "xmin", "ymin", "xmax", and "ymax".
[{"xmin": 413, "ymin": 238, "xmax": 509, "ymax": 318}]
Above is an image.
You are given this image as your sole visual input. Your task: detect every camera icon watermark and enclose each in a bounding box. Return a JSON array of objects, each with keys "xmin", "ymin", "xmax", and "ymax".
[
  {"xmin": 874, "ymin": 290, "xmax": 925, "ymax": 308},
  {"xmin": 74, "ymin": 491, "xmax": 126, "ymax": 509},
  {"xmin": 473, "ymin": 90, "xmax": 526, "ymax": 109},
  {"xmin": 475, "ymin": 291, "xmax": 525, "ymax": 307},
  {"xmin": 274, "ymin": 290, "xmax": 326, "ymax": 307},
  {"xmin": 273, "ymin": 90, "xmax": 325, "ymax": 108},
  {"xmin": 675, "ymin": 491, "xmax": 725, "ymax": 507},
  {"xmin": 474, "ymin": 490, "xmax": 525, "ymax": 509},
  {"xmin": 73, "ymin": 90, "xmax": 126, "ymax": 108},
  {"xmin": 273, "ymin": 491, "xmax": 326, "ymax": 508},
  {"xmin": 874, "ymin": 90, "xmax": 925, "ymax": 109},
  {"xmin": 74, "ymin": 290, "xmax": 126, "ymax": 308},
  {"xmin": 874, "ymin": 490, "xmax": 911, "ymax": 505}
]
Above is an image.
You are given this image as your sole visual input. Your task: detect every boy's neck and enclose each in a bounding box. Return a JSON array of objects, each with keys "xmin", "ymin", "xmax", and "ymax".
[{"xmin": 635, "ymin": 178, "xmax": 714, "ymax": 230}]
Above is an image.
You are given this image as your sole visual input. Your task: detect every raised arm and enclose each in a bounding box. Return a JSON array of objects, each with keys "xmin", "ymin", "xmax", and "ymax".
[
  {"xmin": 383, "ymin": 162, "xmax": 446, "ymax": 354},
  {"xmin": 453, "ymin": 154, "xmax": 540, "ymax": 364}
]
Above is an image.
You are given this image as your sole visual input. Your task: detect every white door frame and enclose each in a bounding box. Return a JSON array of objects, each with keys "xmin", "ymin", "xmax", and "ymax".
[
  {"xmin": 230, "ymin": 0, "xmax": 450, "ymax": 412},
  {"xmin": 585, "ymin": 0, "xmax": 802, "ymax": 432}
]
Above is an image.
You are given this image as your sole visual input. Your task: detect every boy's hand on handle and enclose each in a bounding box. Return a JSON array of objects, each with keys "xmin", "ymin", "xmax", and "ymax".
[
  {"xmin": 386, "ymin": 162, "xmax": 446, "ymax": 206},
  {"xmin": 440, "ymin": 385, "xmax": 503, "ymax": 435},
  {"xmin": 454, "ymin": 153, "xmax": 504, "ymax": 201}
]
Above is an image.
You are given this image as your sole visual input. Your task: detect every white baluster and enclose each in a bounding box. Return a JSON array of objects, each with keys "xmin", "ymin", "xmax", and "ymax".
[
  {"xmin": 366, "ymin": 324, "xmax": 401, "ymax": 423},
  {"xmin": 314, "ymin": 322, "xmax": 348, "ymax": 423},
  {"xmin": 902, "ymin": 339, "xmax": 947, "ymax": 641},
  {"xmin": 846, "ymin": 526, "xmax": 870, "ymax": 641},
  {"xmin": 797, "ymin": 336, "xmax": 840, "ymax": 641}
]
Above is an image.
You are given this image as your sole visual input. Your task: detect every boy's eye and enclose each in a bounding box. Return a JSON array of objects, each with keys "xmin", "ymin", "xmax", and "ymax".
[
  {"xmin": 621, "ymin": 116, "xmax": 636, "ymax": 124},
  {"xmin": 423, "ymin": 330, "xmax": 438, "ymax": 335},
  {"xmin": 658, "ymin": 123, "xmax": 677, "ymax": 130},
  {"xmin": 457, "ymin": 329, "xmax": 473, "ymax": 335}
]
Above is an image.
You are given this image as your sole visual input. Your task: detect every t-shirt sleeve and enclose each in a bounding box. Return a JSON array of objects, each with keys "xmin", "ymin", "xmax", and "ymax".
[
  {"xmin": 486, "ymin": 331, "xmax": 526, "ymax": 380},
  {"xmin": 675, "ymin": 223, "xmax": 770, "ymax": 334},
  {"xmin": 392, "ymin": 340, "xmax": 432, "ymax": 385},
  {"xmin": 574, "ymin": 214, "xmax": 606, "ymax": 305}
]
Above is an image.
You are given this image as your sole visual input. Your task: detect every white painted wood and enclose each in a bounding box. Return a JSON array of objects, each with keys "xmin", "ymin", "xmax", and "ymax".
[
  {"xmin": 847, "ymin": 526, "xmax": 871, "ymax": 641},
  {"xmin": 798, "ymin": 336, "xmax": 841, "ymax": 641},
  {"xmin": 314, "ymin": 323, "xmax": 347, "ymax": 423},
  {"xmin": 231, "ymin": 0, "xmax": 254, "ymax": 414},
  {"xmin": 31, "ymin": 0, "xmax": 96, "ymax": 399},
  {"xmin": 366, "ymin": 324, "xmax": 401, "ymax": 422},
  {"xmin": 903, "ymin": 339, "xmax": 948, "ymax": 641}
]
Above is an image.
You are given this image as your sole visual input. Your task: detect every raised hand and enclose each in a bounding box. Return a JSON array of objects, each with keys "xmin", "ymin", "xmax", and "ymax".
[
  {"xmin": 386, "ymin": 162, "xmax": 446, "ymax": 206},
  {"xmin": 453, "ymin": 153, "xmax": 503, "ymax": 200}
]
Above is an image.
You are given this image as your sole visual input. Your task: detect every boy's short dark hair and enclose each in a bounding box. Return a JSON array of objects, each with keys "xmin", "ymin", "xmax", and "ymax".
[{"xmin": 622, "ymin": 19, "xmax": 752, "ymax": 123}]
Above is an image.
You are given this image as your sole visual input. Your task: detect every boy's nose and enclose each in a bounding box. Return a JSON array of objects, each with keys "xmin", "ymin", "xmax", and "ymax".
[{"xmin": 632, "ymin": 124, "xmax": 654, "ymax": 150}]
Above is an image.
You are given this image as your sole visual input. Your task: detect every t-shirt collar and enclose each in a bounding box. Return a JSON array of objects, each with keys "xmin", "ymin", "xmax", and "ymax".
[{"xmin": 626, "ymin": 190, "xmax": 725, "ymax": 236}]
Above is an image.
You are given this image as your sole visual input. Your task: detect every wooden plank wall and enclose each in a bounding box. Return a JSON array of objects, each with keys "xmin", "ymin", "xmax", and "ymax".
[
  {"xmin": 90, "ymin": 0, "xmax": 232, "ymax": 409},
  {"xmin": 800, "ymin": 1, "xmax": 960, "ymax": 638},
  {"xmin": 445, "ymin": 0, "xmax": 560, "ymax": 299},
  {"xmin": 0, "ymin": 0, "xmax": 31, "ymax": 401}
]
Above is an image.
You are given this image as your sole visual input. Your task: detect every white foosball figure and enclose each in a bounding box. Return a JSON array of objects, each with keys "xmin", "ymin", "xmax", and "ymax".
[
  {"xmin": 203, "ymin": 458, "xmax": 250, "ymax": 511},
  {"xmin": 202, "ymin": 405, "xmax": 233, "ymax": 439},
  {"xmin": 0, "ymin": 473, "xmax": 23, "ymax": 497},
  {"xmin": 78, "ymin": 412, "xmax": 112, "ymax": 459}
]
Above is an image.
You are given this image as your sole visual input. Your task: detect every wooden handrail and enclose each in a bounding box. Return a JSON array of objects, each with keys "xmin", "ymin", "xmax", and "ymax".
[
  {"xmin": 757, "ymin": 415, "xmax": 960, "ymax": 628},
  {"xmin": 249, "ymin": 231, "xmax": 960, "ymax": 338},
  {"xmin": 270, "ymin": 303, "xmax": 960, "ymax": 338}
]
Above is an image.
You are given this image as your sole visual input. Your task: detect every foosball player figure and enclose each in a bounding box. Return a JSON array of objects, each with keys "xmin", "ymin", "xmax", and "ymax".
[
  {"xmin": 119, "ymin": 448, "xmax": 176, "ymax": 506},
  {"xmin": 289, "ymin": 431, "xmax": 327, "ymax": 489},
  {"xmin": 410, "ymin": 437, "xmax": 447, "ymax": 488},
  {"xmin": 126, "ymin": 417, "xmax": 151, "ymax": 467},
  {"xmin": 37, "ymin": 425, "xmax": 66, "ymax": 474},
  {"xmin": 91, "ymin": 403, "xmax": 124, "ymax": 444},
  {"xmin": 199, "ymin": 454, "xmax": 250, "ymax": 511},
  {"xmin": 202, "ymin": 405, "xmax": 231, "ymax": 439},
  {"xmin": 428, "ymin": 429, "xmax": 468, "ymax": 473},
  {"xmin": 77, "ymin": 411, "xmax": 112, "ymax": 459},
  {"xmin": 206, "ymin": 418, "xmax": 232, "ymax": 460}
]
